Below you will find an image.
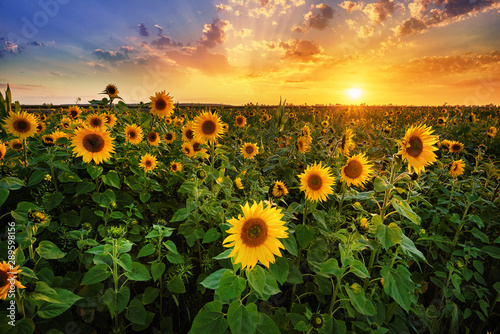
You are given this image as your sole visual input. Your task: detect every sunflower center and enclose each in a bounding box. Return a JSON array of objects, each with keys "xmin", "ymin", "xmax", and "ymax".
[
  {"xmin": 13, "ymin": 143, "xmax": 23, "ymax": 150},
  {"xmin": 307, "ymin": 174, "xmax": 323, "ymax": 191},
  {"xmin": 407, "ymin": 136, "xmax": 423, "ymax": 157},
  {"xmin": 237, "ymin": 117, "xmax": 243, "ymax": 125},
  {"xmin": 193, "ymin": 142, "xmax": 201, "ymax": 151},
  {"xmin": 91, "ymin": 118, "xmax": 102, "ymax": 127},
  {"xmin": 105, "ymin": 116, "xmax": 112, "ymax": 124},
  {"xmin": 245, "ymin": 146, "xmax": 254, "ymax": 155},
  {"xmin": 0, "ymin": 269, "xmax": 9, "ymax": 287},
  {"xmin": 148, "ymin": 133, "xmax": 157, "ymax": 142},
  {"xmin": 171, "ymin": 164, "xmax": 177, "ymax": 171},
  {"xmin": 129, "ymin": 131, "xmax": 136, "ymax": 138},
  {"xmin": 155, "ymin": 98, "xmax": 167, "ymax": 111},
  {"xmin": 14, "ymin": 119, "xmax": 30, "ymax": 133},
  {"xmin": 107, "ymin": 86, "xmax": 116, "ymax": 95},
  {"xmin": 165, "ymin": 133, "xmax": 173, "ymax": 140},
  {"xmin": 70, "ymin": 110, "xmax": 78, "ymax": 118},
  {"xmin": 202, "ymin": 120, "xmax": 216, "ymax": 135},
  {"xmin": 451, "ymin": 144, "xmax": 461, "ymax": 151},
  {"xmin": 82, "ymin": 134, "xmax": 105, "ymax": 153},
  {"xmin": 186, "ymin": 129, "xmax": 194, "ymax": 140},
  {"xmin": 241, "ymin": 218, "xmax": 268, "ymax": 247},
  {"xmin": 145, "ymin": 160, "xmax": 152, "ymax": 167},
  {"xmin": 45, "ymin": 137, "xmax": 54, "ymax": 143},
  {"xmin": 344, "ymin": 160, "xmax": 363, "ymax": 179}
]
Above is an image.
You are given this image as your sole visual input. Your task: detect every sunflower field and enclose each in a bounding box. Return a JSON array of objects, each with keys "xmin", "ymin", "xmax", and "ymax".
[{"xmin": 0, "ymin": 84, "xmax": 499, "ymax": 334}]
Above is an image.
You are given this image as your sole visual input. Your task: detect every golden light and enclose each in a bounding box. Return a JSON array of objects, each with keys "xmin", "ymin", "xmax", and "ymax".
[{"xmin": 347, "ymin": 88, "xmax": 362, "ymax": 99}]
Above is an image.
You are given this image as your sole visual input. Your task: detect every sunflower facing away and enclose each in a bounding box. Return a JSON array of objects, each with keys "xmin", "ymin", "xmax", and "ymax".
[
  {"xmin": 298, "ymin": 161, "xmax": 335, "ymax": 202},
  {"xmin": 104, "ymin": 84, "xmax": 119, "ymax": 98},
  {"xmin": 223, "ymin": 201, "xmax": 289, "ymax": 270},
  {"xmin": 340, "ymin": 153, "xmax": 374, "ymax": 188},
  {"xmin": 339, "ymin": 128, "xmax": 355, "ymax": 156},
  {"xmin": 124, "ymin": 124, "xmax": 143, "ymax": 145},
  {"xmin": 450, "ymin": 159, "xmax": 465, "ymax": 178},
  {"xmin": 448, "ymin": 140, "xmax": 464, "ymax": 154},
  {"xmin": 398, "ymin": 124, "xmax": 438, "ymax": 174},
  {"xmin": 147, "ymin": 131, "xmax": 161, "ymax": 146},
  {"xmin": 193, "ymin": 111, "xmax": 224, "ymax": 143},
  {"xmin": 139, "ymin": 153, "xmax": 157, "ymax": 172},
  {"xmin": 150, "ymin": 91, "xmax": 174, "ymax": 118},
  {"xmin": 71, "ymin": 127, "xmax": 115, "ymax": 164},
  {"xmin": 0, "ymin": 261, "xmax": 25, "ymax": 300},
  {"xmin": 272, "ymin": 180, "xmax": 289, "ymax": 198},
  {"xmin": 241, "ymin": 142, "xmax": 259, "ymax": 159},
  {"xmin": 4, "ymin": 111, "xmax": 38, "ymax": 140},
  {"xmin": 170, "ymin": 161, "xmax": 182, "ymax": 173},
  {"xmin": 67, "ymin": 105, "xmax": 82, "ymax": 119}
]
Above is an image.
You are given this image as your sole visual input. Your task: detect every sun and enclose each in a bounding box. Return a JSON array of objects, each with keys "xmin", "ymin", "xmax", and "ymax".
[{"xmin": 347, "ymin": 88, "xmax": 362, "ymax": 99}]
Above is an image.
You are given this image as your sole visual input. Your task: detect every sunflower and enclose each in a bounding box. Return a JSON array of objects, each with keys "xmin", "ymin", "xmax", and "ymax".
[
  {"xmin": 42, "ymin": 134, "xmax": 55, "ymax": 146},
  {"xmin": 0, "ymin": 142, "xmax": 7, "ymax": 160},
  {"xmin": 60, "ymin": 117, "xmax": 72, "ymax": 130},
  {"xmin": 170, "ymin": 161, "xmax": 182, "ymax": 173},
  {"xmin": 437, "ymin": 117, "xmax": 446, "ymax": 126},
  {"xmin": 38, "ymin": 113, "xmax": 47, "ymax": 122},
  {"xmin": 235, "ymin": 115, "xmax": 247, "ymax": 128},
  {"xmin": 104, "ymin": 84, "xmax": 119, "ymax": 98},
  {"xmin": 9, "ymin": 139, "xmax": 23, "ymax": 151},
  {"xmin": 147, "ymin": 131, "xmax": 161, "ymax": 146},
  {"xmin": 174, "ymin": 117, "xmax": 184, "ymax": 127},
  {"xmin": 223, "ymin": 201, "xmax": 288, "ymax": 270},
  {"xmin": 67, "ymin": 105, "xmax": 82, "ymax": 119},
  {"xmin": 321, "ymin": 120, "xmax": 329, "ymax": 128},
  {"xmin": 193, "ymin": 111, "xmax": 224, "ymax": 143},
  {"xmin": 235, "ymin": 177, "xmax": 244, "ymax": 190},
  {"xmin": 190, "ymin": 139, "xmax": 207, "ymax": 155},
  {"xmin": 182, "ymin": 142, "xmax": 194, "ymax": 157},
  {"xmin": 139, "ymin": 153, "xmax": 157, "ymax": 172},
  {"xmin": 86, "ymin": 113, "xmax": 106, "ymax": 129},
  {"xmin": 302, "ymin": 125, "xmax": 311, "ymax": 137},
  {"xmin": 261, "ymin": 114, "xmax": 271, "ymax": 122},
  {"xmin": 164, "ymin": 131, "xmax": 175, "ymax": 144},
  {"xmin": 103, "ymin": 113, "xmax": 117, "ymax": 128},
  {"xmin": 124, "ymin": 124, "xmax": 143, "ymax": 145},
  {"xmin": 52, "ymin": 131, "xmax": 69, "ymax": 144},
  {"xmin": 487, "ymin": 126, "xmax": 497, "ymax": 138},
  {"xmin": 182, "ymin": 122, "xmax": 195, "ymax": 142},
  {"xmin": 36, "ymin": 121, "xmax": 45, "ymax": 134},
  {"xmin": 150, "ymin": 91, "xmax": 174, "ymax": 118},
  {"xmin": 241, "ymin": 142, "xmax": 259, "ymax": 159},
  {"xmin": 447, "ymin": 140, "xmax": 464, "ymax": 154},
  {"xmin": 221, "ymin": 123, "xmax": 229, "ymax": 132},
  {"xmin": 340, "ymin": 153, "xmax": 374, "ymax": 188},
  {"xmin": 0, "ymin": 261, "xmax": 25, "ymax": 299},
  {"xmin": 298, "ymin": 161, "xmax": 335, "ymax": 202},
  {"xmin": 450, "ymin": 159, "xmax": 465, "ymax": 178},
  {"xmin": 272, "ymin": 181, "xmax": 289, "ymax": 198},
  {"xmin": 165, "ymin": 117, "xmax": 173, "ymax": 125},
  {"xmin": 398, "ymin": 124, "xmax": 438, "ymax": 174},
  {"xmin": 339, "ymin": 128, "xmax": 355, "ymax": 156},
  {"xmin": 3, "ymin": 111, "xmax": 38, "ymax": 140},
  {"xmin": 296, "ymin": 136, "xmax": 310, "ymax": 153},
  {"xmin": 71, "ymin": 127, "xmax": 115, "ymax": 164},
  {"xmin": 440, "ymin": 139, "xmax": 451, "ymax": 150}
]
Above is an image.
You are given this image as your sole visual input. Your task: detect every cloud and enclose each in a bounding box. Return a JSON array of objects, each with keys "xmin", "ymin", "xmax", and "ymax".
[
  {"xmin": 234, "ymin": 28, "xmax": 253, "ymax": 37},
  {"xmin": 165, "ymin": 46, "xmax": 234, "ymax": 75},
  {"xmin": 292, "ymin": 24, "xmax": 307, "ymax": 33},
  {"xmin": 339, "ymin": 1, "xmax": 364, "ymax": 13},
  {"xmin": 358, "ymin": 25, "xmax": 374, "ymax": 37},
  {"xmin": 4, "ymin": 41, "xmax": 19, "ymax": 54},
  {"xmin": 151, "ymin": 35, "xmax": 182, "ymax": 48},
  {"xmin": 87, "ymin": 62, "xmax": 106, "ymax": 70},
  {"xmin": 154, "ymin": 24, "xmax": 163, "ymax": 36},
  {"xmin": 216, "ymin": 4, "xmax": 233, "ymax": 11},
  {"xmin": 363, "ymin": 0, "xmax": 396, "ymax": 25},
  {"xmin": 93, "ymin": 49, "xmax": 127, "ymax": 62},
  {"xmin": 0, "ymin": 83, "xmax": 44, "ymax": 91},
  {"xmin": 278, "ymin": 38, "xmax": 323, "ymax": 62},
  {"xmin": 120, "ymin": 46, "xmax": 135, "ymax": 53},
  {"xmin": 304, "ymin": 3, "xmax": 335, "ymax": 30},
  {"xmin": 201, "ymin": 18, "xmax": 232, "ymax": 48},
  {"xmin": 138, "ymin": 23, "xmax": 149, "ymax": 37},
  {"xmin": 394, "ymin": 17, "xmax": 427, "ymax": 36}
]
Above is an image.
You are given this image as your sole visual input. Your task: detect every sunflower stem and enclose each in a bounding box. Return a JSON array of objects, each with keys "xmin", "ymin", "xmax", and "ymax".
[
  {"xmin": 447, "ymin": 179, "xmax": 456, "ymax": 210},
  {"xmin": 22, "ymin": 139, "xmax": 28, "ymax": 167},
  {"xmin": 338, "ymin": 182, "xmax": 347, "ymax": 213}
]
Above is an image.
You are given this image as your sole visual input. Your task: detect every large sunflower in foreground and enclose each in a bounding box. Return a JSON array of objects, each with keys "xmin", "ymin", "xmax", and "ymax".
[
  {"xmin": 139, "ymin": 153, "xmax": 157, "ymax": 172},
  {"xmin": 150, "ymin": 91, "xmax": 174, "ymax": 118},
  {"xmin": 450, "ymin": 159, "xmax": 465, "ymax": 178},
  {"xmin": 193, "ymin": 111, "xmax": 224, "ymax": 143},
  {"xmin": 3, "ymin": 111, "xmax": 38, "ymax": 140},
  {"xmin": 0, "ymin": 261, "xmax": 25, "ymax": 299},
  {"xmin": 223, "ymin": 201, "xmax": 288, "ymax": 270},
  {"xmin": 124, "ymin": 124, "xmax": 143, "ymax": 145},
  {"xmin": 241, "ymin": 142, "xmax": 259, "ymax": 159},
  {"xmin": 71, "ymin": 127, "xmax": 115, "ymax": 164},
  {"xmin": 298, "ymin": 161, "xmax": 335, "ymax": 202},
  {"xmin": 398, "ymin": 124, "xmax": 438, "ymax": 174},
  {"xmin": 340, "ymin": 153, "xmax": 374, "ymax": 188}
]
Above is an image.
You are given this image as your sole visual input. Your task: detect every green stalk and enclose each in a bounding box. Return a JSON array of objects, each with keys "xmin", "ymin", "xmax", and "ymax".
[
  {"xmin": 338, "ymin": 183, "xmax": 347, "ymax": 213},
  {"xmin": 112, "ymin": 238, "xmax": 120, "ymax": 332},
  {"xmin": 22, "ymin": 139, "xmax": 28, "ymax": 167}
]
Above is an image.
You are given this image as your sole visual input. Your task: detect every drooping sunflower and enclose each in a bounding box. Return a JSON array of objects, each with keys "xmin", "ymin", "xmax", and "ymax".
[
  {"xmin": 241, "ymin": 142, "xmax": 259, "ymax": 159},
  {"xmin": 147, "ymin": 131, "xmax": 161, "ymax": 146},
  {"xmin": 0, "ymin": 261, "xmax": 25, "ymax": 299},
  {"xmin": 450, "ymin": 159, "xmax": 465, "ymax": 178},
  {"xmin": 86, "ymin": 113, "xmax": 106, "ymax": 129},
  {"xmin": 272, "ymin": 181, "xmax": 289, "ymax": 198},
  {"xmin": 182, "ymin": 142, "xmax": 194, "ymax": 157},
  {"xmin": 448, "ymin": 140, "xmax": 464, "ymax": 154},
  {"xmin": 71, "ymin": 127, "xmax": 115, "ymax": 164},
  {"xmin": 150, "ymin": 91, "xmax": 174, "ymax": 118},
  {"xmin": 182, "ymin": 122, "xmax": 195, "ymax": 142},
  {"xmin": 298, "ymin": 161, "xmax": 335, "ymax": 202},
  {"xmin": 104, "ymin": 84, "xmax": 119, "ymax": 98},
  {"xmin": 164, "ymin": 131, "xmax": 175, "ymax": 144},
  {"xmin": 0, "ymin": 142, "xmax": 7, "ymax": 160},
  {"xmin": 103, "ymin": 113, "xmax": 117, "ymax": 128},
  {"xmin": 9, "ymin": 139, "xmax": 23, "ymax": 151},
  {"xmin": 398, "ymin": 124, "xmax": 438, "ymax": 174},
  {"xmin": 170, "ymin": 161, "xmax": 182, "ymax": 173},
  {"xmin": 3, "ymin": 111, "xmax": 38, "ymax": 140},
  {"xmin": 139, "ymin": 153, "xmax": 157, "ymax": 172},
  {"xmin": 340, "ymin": 153, "xmax": 374, "ymax": 188},
  {"xmin": 235, "ymin": 115, "xmax": 247, "ymax": 128},
  {"xmin": 67, "ymin": 105, "xmax": 82, "ymax": 119},
  {"xmin": 124, "ymin": 124, "xmax": 143, "ymax": 145},
  {"xmin": 193, "ymin": 111, "xmax": 224, "ymax": 143},
  {"xmin": 296, "ymin": 136, "xmax": 311, "ymax": 153},
  {"xmin": 338, "ymin": 128, "xmax": 355, "ymax": 156},
  {"xmin": 223, "ymin": 201, "xmax": 289, "ymax": 270},
  {"xmin": 235, "ymin": 177, "xmax": 244, "ymax": 190}
]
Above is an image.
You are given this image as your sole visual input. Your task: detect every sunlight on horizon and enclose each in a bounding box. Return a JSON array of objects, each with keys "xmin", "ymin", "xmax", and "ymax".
[{"xmin": 346, "ymin": 88, "xmax": 363, "ymax": 100}]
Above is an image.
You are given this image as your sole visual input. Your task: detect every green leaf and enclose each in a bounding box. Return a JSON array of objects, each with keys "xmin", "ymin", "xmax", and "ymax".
[
  {"xmin": 268, "ymin": 256, "xmax": 289, "ymax": 285},
  {"xmin": 5, "ymin": 317, "xmax": 35, "ymax": 334},
  {"xmin": 473, "ymin": 260, "xmax": 484, "ymax": 275},
  {"xmin": 76, "ymin": 179, "xmax": 96, "ymax": 195},
  {"xmin": 282, "ymin": 234, "xmax": 298, "ymax": 256},
  {"xmin": 36, "ymin": 241, "xmax": 66, "ymax": 260},
  {"xmin": 29, "ymin": 281, "xmax": 62, "ymax": 304},
  {"xmin": 27, "ymin": 169, "xmax": 47, "ymax": 187},
  {"xmin": 124, "ymin": 262, "xmax": 151, "ymax": 281},
  {"xmin": 0, "ymin": 188, "xmax": 9, "ymax": 207},
  {"xmin": 167, "ymin": 276, "xmax": 186, "ymax": 294},
  {"xmin": 247, "ymin": 266, "xmax": 267, "ymax": 295},
  {"xmin": 103, "ymin": 286, "xmax": 130, "ymax": 317},
  {"xmin": 81, "ymin": 264, "xmax": 111, "ymax": 285},
  {"xmin": 171, "ymin": 208, "xmax": 190, "ymax": 222},
  {"xmin": 0, "ymin": 176, "xmax": 25, "ymax": 190},
  {"xmin": 399, "ymin": 234, "xmax": 426, "ymax": 262},
  {"xmin": 201, "ymin": 268, "xmax": 229, "ymax": 290},
  {"xmin": 202, "ymin": 227, "xmax": 221, "ymax": 243},
  {"xmin": 218, "ymin": 270, "xmax": 247, "ymax": 300},
  {"xmin": 87, "ymin": 164, "xmax": 103, "ymax": 180},
  {"xmin": 142, "ymin": 286, "xmax": 159, "ymax": 305},
  {"xmin": 374, "ymin": 176, "xmax": 394, "ymax": 192},
  {"xmin": 258, "ymin": 270, "xmax": 282, "ymax": 300},
  {"xmin": 117, "ymin": 239, "xmax": 134, "ymax": 253},
  {"xmin": 256, "ymin": 313, "xmax": 280, "ymax": 334},
  {"xmin": 178, "ymin": 221, "xmax": 204, "ymax": 247},
  {"xmin": 227, "ymin": 300, "xmax": 258, "ymax": 334},
  {"xmin": 345, "ymin": 283, "xmax": 376, "ymax": 316},
  {"xmin": 140, "ymin": 192, "xmax": 151, "ymax": 203},
  {"xmin": 58, "ymin": 171, "xmax": 82, "ymax": 183},
  {"xmin": 60, "ymin": 210, "xmax": 81, "ymax": 228},
  {"xmin": 37, "ymin": 288, "xmax": 82, "ymax": 319},
  {"xmin": 92, "ymin": 188, "xmax": 116, "ymax": 208},
  {"xmin": 482, "ymin": 245, "xmax": 500, "ymax": 259},
  {"xmin": 347, "ymin": 259, "xmax": 370, "ymax": 279},
  {"xmin": 287, "ymin": 260, "xmax": 303, "ymax": 284},
  {"xmin": 117, "ymin": 254, "xmax": 132, "ymax": 271},
  {"xmin": 42, "ymin": 191, "xmax": 64, "ymax": 211},
  {"xmin": 137, "ymin": 243, "xmax": 156, "ymax": 258},
  {"xmin": 376, "ymin": 223, "xmax": 402, "ymax": 250},
  {"xmin": 471, "ymin": 228, "xmax": 489, "ymax": 243},
  {"xmin": 189, "ymin": 300, "xmax": 228, "ymax": 334},
  {"xmin": 125, "ymin": 298, "xmax": 146, "ymax": 325},
  {"xmin": 167, "ymin": 252, "xmax": 184, "ymax": 264},
  {"xmin": 151, "ymin": 260, "xmax": 166, "ymax": 282},
  {"xmin": 391, "ymin": 198, "xmax": 421, "ymax": 225},
  {"xmin": 102, "ymin": 170, "xmax": 120, "ymax": 188},
  {"xmin": 295, "ymin": 224, "xmax": 315, "ymax": 248},
  {"xmin": 320, "ymin": 258, "xmax": 345, "ymax": 278},
  {"xmin": 380, "ymin": 265, "xmax": 417, "ymax": 312}
]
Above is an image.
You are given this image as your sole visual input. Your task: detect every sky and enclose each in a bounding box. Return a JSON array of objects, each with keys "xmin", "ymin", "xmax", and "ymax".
[{"xmin": 1, "ymin": 0, "xmax": 500, "ymax": 106}]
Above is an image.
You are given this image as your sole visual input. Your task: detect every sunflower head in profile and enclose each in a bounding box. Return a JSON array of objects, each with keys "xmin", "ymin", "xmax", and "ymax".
[
  {"xmin": 338, "ymin": 128, "xmax": 355, "ymax": 156},
  {"xmin": 340, "ymin": 153, "xmax": 374, "ymax": 188},
  {"xmin": 302, "ymin": 125, "xmax": 311, "ymax": 137},
  {"xmin": 0, "ymin": 142, "xmax": 7, "ymax": 160},
  {"xmin": 71, "ymin": 127, "xmax": 115, "ymax": 165},
  {"xmin": 298, "ymin": 161, "xmax": 335, "ymax": 202},
  {"xmin": 60, "ymin": 117, "xmax": 72, "ymax": 130},
  {"xmin": 440, "ymin": 139, "xmax": 451, "ymax": 150},
  {"xmin": 139, "ymin": 153, "xmax": 157, "ymax": 172},
  {"xmin": 164, "ymin": 131, "xmax": 175, "ymax": 144},
  {"xmin": 103, "ymin": 113, "xmax": 117, "ymax": 128},
  {"xmin": 235, "ymin": 177, "xmax": 244, "ymax": 190},
  {"xmin": 272, "ymin": 180, "xmax": 289, "ymax": 198},
  {"xmin": 182, "ymin": 122, "xmax": 195, "ymax": 142},
  {"xmin": 182, "ymin": 142, "xmax": 194, "ymax": 157},
  {"xmin": 86, "ymin": 113, "xmax": 106, "ymax": 129},
  {"xmin": 67, "ymin": 105, "xmax": 82, "ymax": 120},
  {"xmin": 190, "ymin": 139, "xmax": 207, "ymax": 155},
  {"xmin": 487, "ymin": 126, "xmax": 497, "ymax": 138},
  {"xmin": 235, "ymin": 115, "xmax": 247, "ymax": 128},
  {"xmin": 448, "ymin": 140, "xmax": 464, "ymax": 154},
  {"xmin": 193, "ymin": 111, "xmax": 224, "ymax": 143},
  {"xmin": 450, "ymin": 159, "xmax": 465, "ymax": 178},
  {"xmin": 124, "ymin": 124, "xmax": 143, "ymax": 145},
  {"xmin": 241, "ymin": 142, "xmax": 259, "ymax": 159},
  {"xmin": 170, "ymin": 161, "xmax": 182, "ymax": 173},
  {"xmin": 36, "ymin": 121, "xmax": 45, "ymax": 134},
  {"xmin": 150, "ymin": 91, "xmax": 174, "ymax": 118},
  {"xmin": 4, "ymin": 111, "xmax": 38, "ymax": 140},
  {"xmin": 223, "ymin": 201, "xmax": 288, "ymax": 270},
  {"xmin": 296, "ymin": 136, "xmax": 311, "ymax": 153},
  {"xmin": 0, "ymin": 261, "xmax": 25, "ymax": 299},
  {"xmin": 104, "ymin": 84, "xmax": 119, "ymax": 98},
  {"xmin": 147, "ymin": 131, "xmax": 161, "ymax": 146},
  {"xmin": 261, "ymin": 113, "xmax": 271, "ymax": 122},
  {"xmin": 9, "ymin": 139, "xmax": 23, "ymax": 152},
  {"xmin": 398, "ymin": 124, "xmax": 438, "ymax": 174}
]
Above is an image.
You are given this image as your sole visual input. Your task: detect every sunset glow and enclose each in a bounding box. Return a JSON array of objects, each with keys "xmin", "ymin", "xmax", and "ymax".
[{"xmin": 347, "ymin": 88, "xmax": 362, "ymax": 99}]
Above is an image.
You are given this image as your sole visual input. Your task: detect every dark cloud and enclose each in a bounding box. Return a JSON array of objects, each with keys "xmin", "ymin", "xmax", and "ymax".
[
  {"xmin": 138, "ymin": 23, "xmax": 149, "ymax": 37},
  {"xmin": 93, "ymin": 49, "xmax": 127, "ymax": 62},
  {"xmin": 394, "ymin": 17, "xmax": 427, "ymax": 36},
  {"xmin": 279, "ymin": 39, "xmax": 323, "ymax": 61},
  {"xmin": 154, "ymin": 24, "xmax": 163, "ymax": 36},
  {"xmin": 305, "ymin": 3, "xmax": 335, "ymax": 30},
  {"xmin": 200, "ymin": 18, "xmax": 231, "ymax": 49},
  {"xmin": 151, "ymin": 36, "xmax": 182, "ymax": 48},
  {"xmin": 30, "ymin": 41, "xmax": 46, "ymax": 47},
  {"xmin": 363, "ymin": 0, "xmax": 396, "ymax": 24}
]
